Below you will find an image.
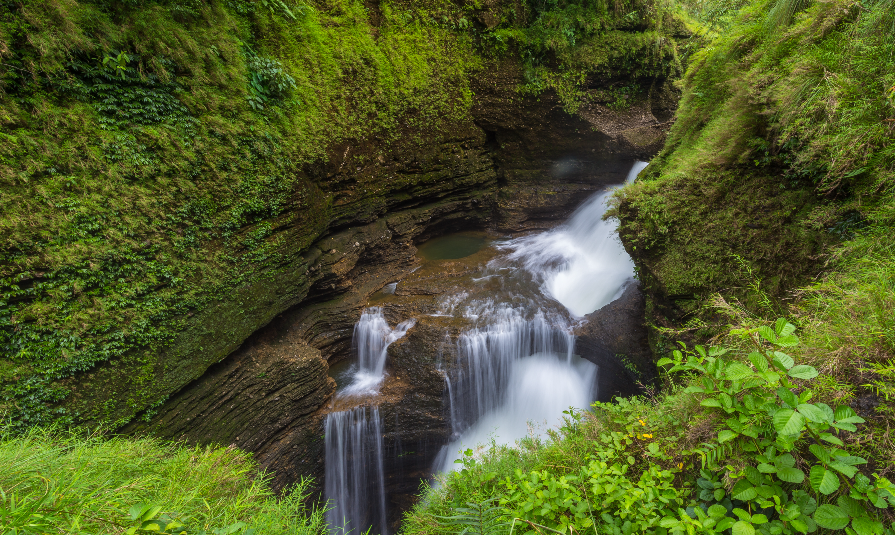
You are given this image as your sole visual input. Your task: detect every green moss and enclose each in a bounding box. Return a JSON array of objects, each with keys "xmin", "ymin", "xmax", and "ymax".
[
  {"xmin": 0, "ymin": 0, "xmax": 688, "ymax": 431},
  {"xmin": 614, "ymin": 0, "xmax": 895, "ymax": 325}
]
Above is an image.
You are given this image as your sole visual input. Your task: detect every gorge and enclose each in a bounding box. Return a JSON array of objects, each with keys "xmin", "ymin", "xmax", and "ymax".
[{"xmin": 2, "ymin": 0, "xmax": 893, "ymax": 533}]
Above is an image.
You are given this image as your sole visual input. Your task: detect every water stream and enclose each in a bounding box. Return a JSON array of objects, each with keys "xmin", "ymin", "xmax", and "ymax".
[
  {"xmin": 324, "ymin": 162, "xmax": 646, "ymax": 533},
  {"xmin": 324, "ymin": 309, "xmax": 416, "ymax": 535}
]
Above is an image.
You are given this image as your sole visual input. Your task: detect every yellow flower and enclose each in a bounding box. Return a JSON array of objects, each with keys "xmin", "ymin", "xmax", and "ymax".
[
  {"xmin": 678, "ymin": 462, "xmax": 684, "ymax": 469},
  {"xmin": 642, "ymin": 434, "xmax": 653, "ymax": 438},
  {"xmin": 639, "ymin": 419, "xmax": 646, "ymax": 426}
]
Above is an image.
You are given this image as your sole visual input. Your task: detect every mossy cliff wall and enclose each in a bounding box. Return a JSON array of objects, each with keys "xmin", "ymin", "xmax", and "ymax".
[
  {"xmin": 613, "ymin": 0, "xmax": 895, "ymax": 344},
  {"xmin": 1, "ymin": 0, "xmax": 686, "ymax": 448}
]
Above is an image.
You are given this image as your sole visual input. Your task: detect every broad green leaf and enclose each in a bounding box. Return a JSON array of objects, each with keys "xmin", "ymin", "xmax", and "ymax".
[
  {"xmin": 731, "ymin": 480, "xmax": 758, "ymax": 501},
  {"xmin": 659, "ymin": 518, "xmax": 679, "ymax": 528},
  {"xmin": 834, "ymin": 406, "xmax": 866, "ymax": 424},
  {"xmin": 773, "ymin": 409, "xmax": 806, "ymax": 436},
  {"xmin": 732, "ymin": 520, "xmax": 755, "ymax": 535},
  {"xmin": 776, "ymin": 334, "xmax": 800, "ymax": 347},
  {"xmin": 774, "ymin": 453, "xmax": 796, "ymax": 469},
  {"xmin": 788, "ymin": 365, "xmax": 818, "ymax": 380},
  {"xmin": 718, "ymin": 430, "xmax": 739, "ymax": 443},
  {"xmin": 709, "ymin": 346, "xmax": 729, "ymax": 357},
  {"xmin": 851, "ymin": 515, "xmax": 885, "ymax": 535},
  {"xmin": 716, "ymin": 518, "xmax": 736, "ymax": 531},
  {"xmin": 809, "ymin": 465, "xmax": 840, "ymax": 495},
  {"xmin": 828, "ymin": 461, "xmax": 859, "ymax": 478},
  {"xmin": 819, "ymin": 432, "xmax": 844, "ymax": 446},
  {"xmin": 813, "ymin": 504, "xmax": 849, "ymax": 530},
  {"xmin": 758, "ymin": 326, "xmax": 777, "ymax": 343},
  {"xmin": 809, "ymin": 444, "xmax": 831, "ymax": 463},
  {"xmin": 701, "ymin": 398, "xmax": 722, "ymax": 408},
  {"xmin": 837, "ymin": 496, "xmax": 865, "ymax": 518},
  {"xmin": 748, "ymin": 352, "xmax": 769, "ymax": 372},
  {"xmin": 714, "ymin": 488, "xmax": 725, "ymax": 501},
  {"xmin": 777, "ymin": 467, "xmax": 806, "ymax": 484},
  {"xmin": 657, "ymin": 358, "xmax": 673, "ymax": 366},
  {"xmin": 725, "ymin": 362, "xmax": 754, "ymax": 381},
  {"xmin": 790, "ymin": 518, "xmax": 810, "ymax": 534},
  {"xmin": 797, "ymin": 403, "xmax": 830, "ymax": 423},
  {"xmin": 750, "ymin": 514, "xmax": 768, "ymax": 524},
  {"xmin": 833, "ymin": 421, "xmax": 858, "ymax": 432},
  {"xmin": 776, "ymin": 319, "xmax": 796, "ymax": 337},
  {"xmin": 833, "ymin": 454, "xmax": 867, "ymax": 466},
  {"xmin": 772, "ymin": 352, "xmax": 794, "ymax": 370},
  {"xmin": 777, "ymin": 387, "xmax": 799, "ymax": 407},
  {"xmin": 774, "ymin": 318, "xmax": 788, "ymax": 335},
  {"xmin": 757, "ymin": 463, "xmax": 776, "ymax": 473},
  {"xmin": 684, "ymin": 385, "xmax": 706, "ymax": 393},
  {"xmin": 708, "ymin": 505, "xmax": 728, "ymax": 519}
]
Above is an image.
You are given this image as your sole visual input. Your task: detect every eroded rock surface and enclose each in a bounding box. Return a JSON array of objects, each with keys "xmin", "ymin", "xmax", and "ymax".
[{"xmin": 574, "ymin": 282, "xmax": 657, "ymax": 400}]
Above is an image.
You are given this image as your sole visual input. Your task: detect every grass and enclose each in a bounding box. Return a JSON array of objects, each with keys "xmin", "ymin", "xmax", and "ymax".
[{"xmin": 0, "ymin": 426, "xmax": 327, "ymax": 534}]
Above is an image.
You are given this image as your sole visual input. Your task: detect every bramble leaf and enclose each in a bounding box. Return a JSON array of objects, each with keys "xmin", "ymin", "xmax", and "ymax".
[
  {"xmin": 813, "ymin": 504, "xmax": 849, "ymax": 529},
  {"xmin": 788, "ymin": 365, "xmax": 818, "ymax": 380},
  {"xmin": 809, "ymin": 465, "xmax": 840, "ymax": 495},
  {"xmin": 732, "ymin": 520, "xmax": 755, "ymax": 535},
  {"xmin": 773, "ymin": 409, "xmax": 805, "ymax": 436}
]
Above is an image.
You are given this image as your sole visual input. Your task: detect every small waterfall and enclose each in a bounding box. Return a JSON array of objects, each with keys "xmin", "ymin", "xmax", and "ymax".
[
  {"xmin": 340, "ymin": 307, "xmax": 416, "ymax": 397},
  {"xmin": 450, "ymin": 305, "xmax": 575, "ymax": 431},
  {"xmin": 325, "ymin": 307, "xmax": 416, "ymax": 534},
  {"xmin": 324, "ymin": 406, "xmax": 387, "ymax": 535},
  {"xmin": 503, "ymin": 161, "xmax": 646, "ymax": 317},
  {"xmin": 435, "ymin": 162, "xmax": 647, "ymax": 472},
  {"xmin": 436, "ymin": 306, "xmax": 596, "ymax": 471}
]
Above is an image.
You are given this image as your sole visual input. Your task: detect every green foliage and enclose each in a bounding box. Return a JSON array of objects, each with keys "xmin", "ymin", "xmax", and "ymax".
[
  {"xmin": 0, "ymin": 0, "xmax": 482, "ymax": 429},
  {"xmin": 0, "ymin": 426, "xmax": 326, "ymax": 534},
  {"xmin": 658, "ymin": 320, "xmax": 892, "ymax": 534},
  {"xmin": 613, "ymin": 0, "xmax": 895, "ymax": 320},
  {"xmin": 406, "ymin": 320, "xmax": 895, "ymax": 535}
]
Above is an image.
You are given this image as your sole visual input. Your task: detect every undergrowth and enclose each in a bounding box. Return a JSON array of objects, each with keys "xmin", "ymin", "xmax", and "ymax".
[
  {"xmin": 0, "ymin": 426, "xmax": 326, "ymax": 534},
  {"xmin": 613, "ymin": 0, "xmax": 895, "ymax": 314},
  {"xmin": 403, "ymin": 318, "xmax": 895, "ymax": 535}
]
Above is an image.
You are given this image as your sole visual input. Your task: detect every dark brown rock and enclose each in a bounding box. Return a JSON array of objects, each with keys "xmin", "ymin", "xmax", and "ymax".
[{"xmin": 574, "ymin": 282, "xmax": 657, "ymax": 400}]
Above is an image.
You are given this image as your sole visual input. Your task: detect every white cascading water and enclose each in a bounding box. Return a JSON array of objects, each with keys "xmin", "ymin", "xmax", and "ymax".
[
  {"xmin": 324, "ymin": 406, "xmax": 387, "ymax": 535},
  {"xmin": 436, "ymin": 161, "xmax": 646, "ymax": 473},
  {"xmin": 325, "ymin": 308, "xmax": 416, "ymax": 535},
  {"xmin": 503, "ymin": 161, "xmax": 647, "ymax": 317},
  {"xmin": 340, "ymin": 307, "xmax": 416, "ymax": 397}
]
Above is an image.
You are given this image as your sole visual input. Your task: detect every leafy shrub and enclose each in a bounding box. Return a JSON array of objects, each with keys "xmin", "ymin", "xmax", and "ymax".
[
  {"xmin": 658, "ymin": 320, "xmax": 893, "ymax": 534},
  {"xmin": 407, "ymin": 320, "xmax": 894, "ymax": 535}
]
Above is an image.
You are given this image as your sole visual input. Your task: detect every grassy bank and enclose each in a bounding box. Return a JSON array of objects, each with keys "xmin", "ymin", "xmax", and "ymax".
[{"xmin": 0, "ymin": 426, "xmax": 325, "ymax": 534}]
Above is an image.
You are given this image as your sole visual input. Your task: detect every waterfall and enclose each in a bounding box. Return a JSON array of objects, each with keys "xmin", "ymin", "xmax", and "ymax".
[
  {"xmin": 340, "ymin": 307, "xmax": 416, "ymax": 397},
  {"xmin": 436, "ymin": 162, "xmax": 647, "ymax": 472},
  {"xmin": 436, "ymin": 306, "xmax": 596, "ymax": 471},
  {"xmin": 503, "ymin": 161, "xmax": 646, "ymax": 317},
  {"xmin": 324, "ymin": 406, "xmax": 387, "ymax": 535},
  {"xmin": 324, "ymin": 308, "xmax": 416, "ymax": 534}
]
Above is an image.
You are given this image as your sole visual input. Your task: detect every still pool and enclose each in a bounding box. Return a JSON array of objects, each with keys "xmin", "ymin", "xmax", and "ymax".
[{"xmin": 416, "ymin": 231, "xmax": 489, "ymax": 261}]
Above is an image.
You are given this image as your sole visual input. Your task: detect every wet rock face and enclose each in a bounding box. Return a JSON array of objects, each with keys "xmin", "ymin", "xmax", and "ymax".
[{"xmin": 574, "ymin": 282, "xmax": 657, "ymax": 400}]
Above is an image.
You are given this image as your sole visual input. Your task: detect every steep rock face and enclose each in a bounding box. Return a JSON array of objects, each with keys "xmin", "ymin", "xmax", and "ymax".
[
  {"xmin": 574, "ymin": 282, "xmax": 656, "ymax": 400},
  {"xmin": 472, "ymin": 58, "xmax": 677, "ymax": 232}
]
